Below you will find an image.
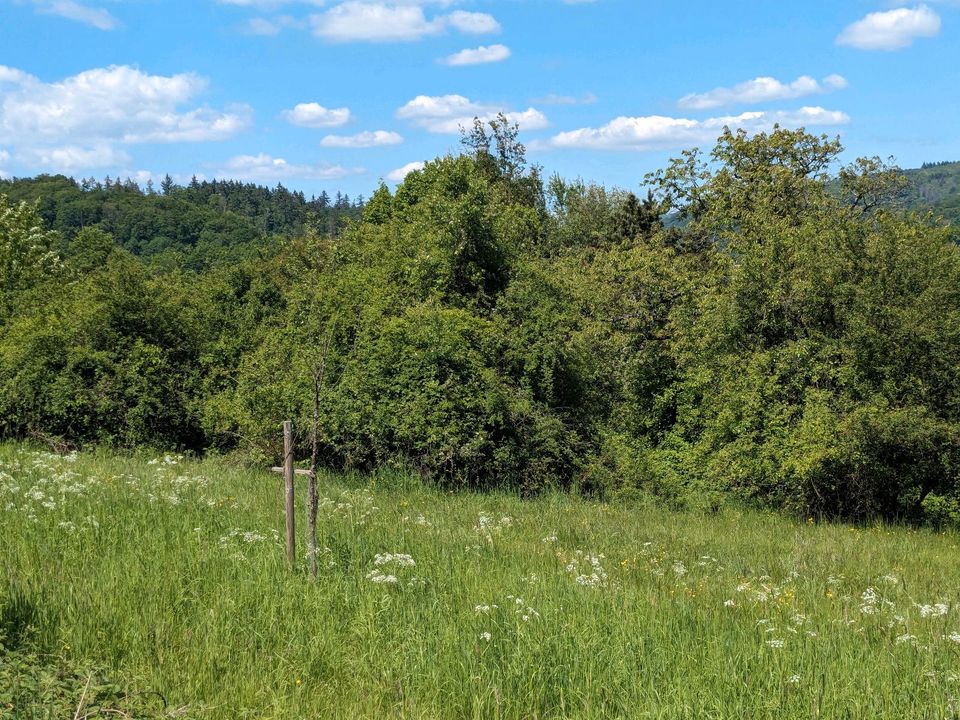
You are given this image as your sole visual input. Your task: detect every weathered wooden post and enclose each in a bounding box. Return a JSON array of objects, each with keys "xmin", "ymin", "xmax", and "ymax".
[
  {"xmin": 283, "ymin": 420, "xmax": 296, "ymax": 569},
  {"xmin": 270, "ymin": 420, "xmax": 319, "ymax": 573}
]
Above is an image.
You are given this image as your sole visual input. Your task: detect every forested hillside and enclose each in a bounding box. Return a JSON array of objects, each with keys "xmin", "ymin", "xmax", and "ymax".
[
  {"xmin": 903, "ymin": 161, "xmax": 960, "ymax": 224},
  {"xmin": 0, "ymin": 174, "xmax": 364, "ymax": 270},
  {"xmin": 3, "ymin": 120, "xmax": 960, "ymax": 527}
]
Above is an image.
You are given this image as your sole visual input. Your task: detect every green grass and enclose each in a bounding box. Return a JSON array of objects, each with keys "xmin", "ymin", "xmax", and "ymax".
[{"xmin": 3, "ymin": 445, "xmax": 960, "ymax": 719}]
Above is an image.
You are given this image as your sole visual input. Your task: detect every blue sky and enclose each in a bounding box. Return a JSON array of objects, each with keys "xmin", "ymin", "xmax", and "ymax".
[{"xmin": 1, "ymin": 0, "xmax": 958, "ymax": 198}]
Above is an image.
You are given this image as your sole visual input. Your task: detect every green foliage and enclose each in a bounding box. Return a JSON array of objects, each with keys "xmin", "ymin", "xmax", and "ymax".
[
  {"xmin": 0, "ymin": 194, "xmax": 61, "ymax": 319},
  {"xmin": 657, "ymin": 127, "xmax": 960, "ymax": 523},
  {"xmin": 0, "ymin": 581, "xmax": 163, "ymax": 718},
  {"xmin": 4, "ymin": 121, "xmax": 960, "ymax": 525},
  {"xmin": 5, "ymin": 447, "xmax": 960, "ymax": 718},
  {"xmin": 0, "ymin": 173, "xmax": 364, "ymax": 270},
  {"xmin": 903, "ymin": 160, "xmax": 960, "ymax": 224}
]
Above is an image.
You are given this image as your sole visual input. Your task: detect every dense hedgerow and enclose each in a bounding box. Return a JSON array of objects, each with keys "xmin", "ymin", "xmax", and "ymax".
[{"xmin": 2, "ymin": 118, "xmax": 960, "ymax": 524}]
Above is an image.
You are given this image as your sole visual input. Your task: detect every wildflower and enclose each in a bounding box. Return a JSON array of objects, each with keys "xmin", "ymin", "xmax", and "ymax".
[
  {"xmin": 787, "ymin": 675, "xmax": 801, "ymax": 685},
  {"xmin": 895, "ymin": 634, "xmax": 918, "ymax": 645},
  {"xmin": 366, "ymin": 570, "xmax": 398, "ymax": 584},
  {"xmin": 860, "ymin": 587, "xmax": 879, "ymax": 614},
  {"xmin": 947, "ymin": 632, "xmax": 960, "ymax": 644},
  {"xmin": 373, "ymin": 553, "xmax": 415, "ymax": 567},
  {"xmin": 724, "ymin": 599, "xmax": 736, "ymax": 607},
  {"xmin": 765, "ymin": 640, "xmax": 784, "ymax": 649},
  {"xmin": 918, "ymin": 603, "xmax": 949, "ymax": 618},
  {"xmin": 480, "ymin": 632, "xmax": 492, "ymax": 642}
]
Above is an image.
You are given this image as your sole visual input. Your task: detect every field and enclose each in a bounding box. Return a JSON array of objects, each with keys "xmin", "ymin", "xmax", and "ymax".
[{"xmin": 3, "ymin": 445, "xmax": 960, "ymax": 719}]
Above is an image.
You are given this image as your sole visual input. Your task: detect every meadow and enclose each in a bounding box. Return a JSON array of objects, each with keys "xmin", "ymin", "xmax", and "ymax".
[{"xmin": 3, "ymin": 444, "xmax": 960, "ymax": 719}]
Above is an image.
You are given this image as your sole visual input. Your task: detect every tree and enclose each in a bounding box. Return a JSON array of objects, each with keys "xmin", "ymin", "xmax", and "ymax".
[{"xmin": 0, "ymin": 195, "xmax": 61, "ymax": 318}]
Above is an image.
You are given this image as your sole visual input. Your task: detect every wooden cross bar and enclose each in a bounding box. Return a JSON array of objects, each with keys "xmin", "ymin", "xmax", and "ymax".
[{"xmin": 268, "ymin": 420, "xmax": 320, "ymax": 574}]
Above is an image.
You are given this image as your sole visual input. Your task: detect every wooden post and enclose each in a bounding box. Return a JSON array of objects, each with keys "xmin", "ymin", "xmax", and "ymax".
[{"xmin": 283, "ymin": 420, "xmax": 296, "ymax": 570}]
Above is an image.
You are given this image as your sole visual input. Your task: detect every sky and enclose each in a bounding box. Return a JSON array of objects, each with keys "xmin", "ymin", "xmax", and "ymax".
[{"xmin": 0, "ymin": 0, "xmax": 958, "ymax": 198}]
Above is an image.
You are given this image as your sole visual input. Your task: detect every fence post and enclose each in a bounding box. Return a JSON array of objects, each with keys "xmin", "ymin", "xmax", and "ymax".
[{"xmin": 283, "ymin": 420, "xmax": 296, "ymax": 570}]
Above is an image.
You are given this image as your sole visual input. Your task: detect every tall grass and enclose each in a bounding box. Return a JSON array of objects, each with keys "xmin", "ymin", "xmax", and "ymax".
[{"xmin": 2, "ymin": 444, "xmax": 960, "ymax": 718}]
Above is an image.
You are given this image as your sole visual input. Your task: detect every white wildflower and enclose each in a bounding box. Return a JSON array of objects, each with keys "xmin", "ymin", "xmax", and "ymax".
[
  {"xmin": 918, "ymin": 603, "xmax": 949, "ymax": 618},
  {"xmin": 366, "ymin": 570, "xmax": 398, "ymax": 584}
]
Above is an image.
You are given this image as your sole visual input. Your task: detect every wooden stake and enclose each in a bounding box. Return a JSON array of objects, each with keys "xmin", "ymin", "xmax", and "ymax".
[{"xmin": 283, "ymin": 420, "xmax": 296, "ymax": 570}]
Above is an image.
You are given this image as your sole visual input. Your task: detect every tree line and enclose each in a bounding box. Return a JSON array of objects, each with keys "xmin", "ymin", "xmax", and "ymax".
[
  {"xmin": 0, "ymin": 174, "xmax": 364, "ymax": 271},
  {"xmin": 3, "ymin": 118, "xmax": 960, "ymax": 526}
]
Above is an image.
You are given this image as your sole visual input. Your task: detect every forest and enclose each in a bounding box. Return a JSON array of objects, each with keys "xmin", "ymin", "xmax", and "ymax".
[{"xmin": 3, "ymin": 119, "xmax": 960, "ymax": 527}]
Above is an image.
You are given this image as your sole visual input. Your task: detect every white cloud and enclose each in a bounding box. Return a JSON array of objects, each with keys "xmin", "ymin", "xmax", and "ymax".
[
  {"xmin": 0, "ymin": 64, "xmax": 251, "ymax": 173},
  {"xmin": 29, "ymin": 0, "xmax": 117, "ymax": 30},
  {"xmin": 282, "ymin": 102, "xmax": 352, "ymax": 127},
  {"xmin": 218, "ymin": 153, "xmax": 364, "ymax": 181},
  {"xmin": 320, "ymin": 130, "xmax": 403, "ymax": 147},
  {"xmin": 837, "ymin": 5, "xmax": 941, "ymax": 50},
  {"xmin": 0, "ymin": 64, "xmax": 250, "ymax": 144},
  {"xmin": 442, "ymin": 44, "xmax": 511, "ymax": 66},
  {"xmin": 386, "ymin": 160, "xmax": 425, "ymax": 182},
  {"xmin": 543, "ymin": 107, "xmax": 850, "ymax": 152},
  {"xmin": 17, "ymin": 143, "xmax": 132, "ymax": 171},
  {"xmin": 311, "ymin": 3, "xmax": 443, "ymax": 41},
  {"xmin": 445, "ymin": 10, "xmax": 500, "ymax": 34},
  {"xmin": 309, "ymin": 2, "xmax": 499, "ymax": 42},
  {"xmin": 678, "ymin": 74, "xmax": 848, "ymax": 110},
  {"xmin": 396, "ymin": 94, "xmax": 549, "ymax": 133}
]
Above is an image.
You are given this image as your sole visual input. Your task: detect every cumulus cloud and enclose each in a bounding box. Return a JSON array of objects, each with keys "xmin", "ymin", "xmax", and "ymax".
[
  {"xmin": 218, "ymin": 153, "xmax": 364, "ymax": 181},
  {"xmin": 442, "ymin": 44, "xmax": 511, "ymax": 66},
  {"xmin": 386, "ymin": 160, "xmax": 425, "ymax": 182},
  {"xmin": 282, "ymin": 102, "xmax": 352, "ymax": 127},
  {"xmin": 320, "ymin": 130, "xmax": 403, "ymax": 147},
  {"xmin": 678, "ymin": 74, "xmax": 848, "ymax": 110},
  {"xmin": 309, "ymin": 2, "xmax": 499, "ymax": 42},
  {"xmin": 837, "ymin": 5, "xmax": 941, "ymax": 50},
  {"xmin": 543, "ymin": 107, "xmax": 850, "ymax": 152},
  {"xmin": 0, "ymin": 64, "xmax": 251, "ymax": 172},
  {"xmin": 396, "ymin": 94, "xmax": 548, "ymax": 133}
]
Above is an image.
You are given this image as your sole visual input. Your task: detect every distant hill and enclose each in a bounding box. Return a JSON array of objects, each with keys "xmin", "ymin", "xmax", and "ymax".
[
  {"xmin": 903, "ymin": 161, "xmax": 960, "ymax": 224},
  {"xmin": 0, "ymin": 174, "xmax": 365, "ymax": 270}
]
